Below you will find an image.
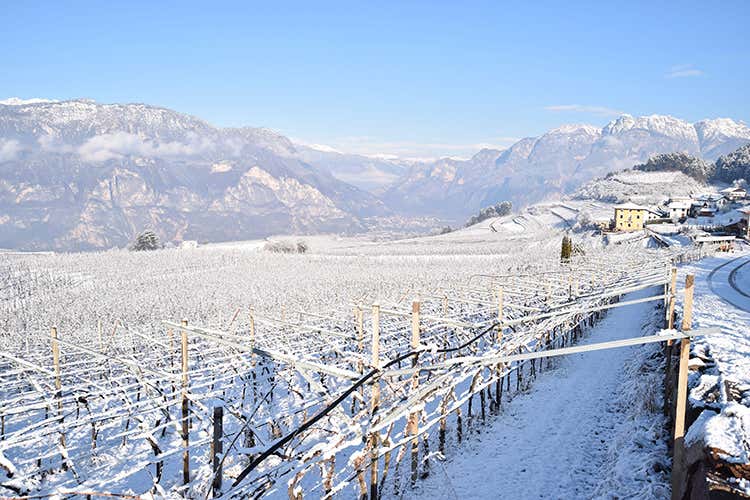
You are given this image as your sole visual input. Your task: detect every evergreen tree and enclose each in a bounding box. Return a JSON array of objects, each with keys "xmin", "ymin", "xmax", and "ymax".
[
  {"xmin": 634, "ymin": 152, "xmax": 712, "ymax": 182},
  {"xmin": 560, "ymin": 234, "xmax": 572, "ymax": 262},
  {"xmin": 131, "ymin": 230, "xmax": 161, "ymax": 251},
  {"xmin": 713, "ymin": 144, "xmax": 750, "ymax": 184}
]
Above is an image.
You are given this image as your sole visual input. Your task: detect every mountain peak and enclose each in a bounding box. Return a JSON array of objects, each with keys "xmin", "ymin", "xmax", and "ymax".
[
  {"xmin": 0, "ymin": 97, "xmax": 59, "ymax": 106},
  {"xmin": 548, "ymin": 123, "xmax": 601, "ymax": 136},
  {"xmin": 603, "ymin": 114, "xmax": 696, "ymax": 141}
]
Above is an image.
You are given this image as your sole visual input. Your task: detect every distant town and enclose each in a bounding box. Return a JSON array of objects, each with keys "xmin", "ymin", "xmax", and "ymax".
[{"xmin": 610, "ymin": 185, "xmax": 749, "ymax": 250}]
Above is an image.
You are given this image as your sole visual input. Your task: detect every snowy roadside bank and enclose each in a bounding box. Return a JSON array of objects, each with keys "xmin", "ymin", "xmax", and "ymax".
[
  {"xmin": 412, "ymin": 288, "xmax": 670, "ymax": 499},
  {"xmin": 673, "ymin": 253, "xmax": 750, "ymax": 497}
]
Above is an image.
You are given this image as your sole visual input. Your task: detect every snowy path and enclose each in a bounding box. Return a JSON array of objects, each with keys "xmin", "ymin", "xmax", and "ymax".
[{"xmin": 414, "ymin": 288, "xmax": 666, "ymax": 499}]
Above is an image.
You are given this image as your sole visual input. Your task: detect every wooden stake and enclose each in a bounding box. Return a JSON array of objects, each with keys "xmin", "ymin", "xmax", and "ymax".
[
  {"xmin": 356, "ymin": 304, "xmax": 364, "ymax": 352},
  {"xmin": 369, "ymin": 303, "xmax": 381, "ymax": 500},
  {"xmin": 180, "ymin": 318, "xmax": 190, "ymax": 485},
  {"xmin": 211, "ymin": 405, "xmax": 224, "ymax": 497},
  {"xmin": 664, "ymin": 267, "xmax": 678, "ymax": 416},
  {"xmin": 408, "ymin": 300, "xmax": 420, "ymax": 486},
  {"xmin": 50, "ymin": 326, "xmax": 66, "ymax": 464},
  {"xmin": 671, "ymin": 274, "xmax": 694, "ymax": 500},
  {"xmin": 496, "ymin": 287, "xmax": 504, "ymax": 343}
]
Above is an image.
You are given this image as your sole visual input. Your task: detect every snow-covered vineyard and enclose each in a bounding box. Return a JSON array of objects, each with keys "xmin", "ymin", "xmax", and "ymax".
[
  {"xmin": 0, "ymin": 239, "xmax": 705, "ymax": 498},
  {"xmin": 0, "ymin": 224, "xmax": 747, "ymax": 499}
]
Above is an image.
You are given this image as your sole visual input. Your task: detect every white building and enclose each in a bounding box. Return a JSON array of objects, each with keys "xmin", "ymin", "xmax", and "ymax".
[
  {"xmin": 667, "ymin": 200, "xmax": 691, "ymax": 221},
  {"xmin": 720, "ymin": 186, "xmax": 747, "ymax": 201}
]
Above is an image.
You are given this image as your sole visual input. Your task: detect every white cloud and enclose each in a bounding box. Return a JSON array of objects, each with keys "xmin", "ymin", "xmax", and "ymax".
[
  {"xmin": 0, "ymin": 139, "xmax": 21, "ymax": 162},
  {"xmin": 544, "ymin": 104, "xmax": 624, "ymax": 117},
  {"xmin": 38, "ymin": 135, "xmax": 75, "ymax": 154},
  {"xmin": 666, "ymin": 64, "xmax": 703, "ymax": 79},
  {"xmin": 77, "ymin": 132, "xmax": 213, "ymax": 162},
  {"xmin": 304, "ymin": 136, "xmax": 519, "ymax": 160}
]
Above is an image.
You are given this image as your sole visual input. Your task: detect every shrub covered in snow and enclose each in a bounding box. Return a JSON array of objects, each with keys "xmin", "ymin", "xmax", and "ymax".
[
  {"xmin": 713, "ymin": 144, "xmax": 750, "ymax": 184},
  {"xmin": 465, "ymin": 201, "xmax": 512, "ymax": 227},
  {"xmin": 264, "ymin": 240, "xmax": 309, "ymax": 253},
  {"xmin": 131, "ymin": 230, "xmax": 161, "ymax": 251},
  {"xmin": 634, "ymin": 152, "xmax": 713, "ymax": 182}
]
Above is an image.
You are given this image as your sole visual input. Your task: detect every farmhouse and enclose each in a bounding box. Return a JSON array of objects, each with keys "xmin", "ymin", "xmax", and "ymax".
[
  {"xmin": 667, "ymin": 200, "xmax": 691, "ymax": 221},
  {"xmin": 720, "ymin": 186, "xmax": 747, "ymax": 201},
  {"xmin": 613, "ymin": 202, "xmax": 648, "ymax": 231},
  {"xmin": 723, "ymin": 206, "xmax": 750, "ymax": 238},
  {"xmin": 690, "ymin": 193, "xmax": 727, "ymax": 217}
]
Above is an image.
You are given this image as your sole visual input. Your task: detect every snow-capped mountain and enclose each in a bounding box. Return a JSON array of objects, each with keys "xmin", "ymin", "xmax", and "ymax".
[
  {"xmin": 0, "ymin": 99, "xmax": 388, "ymax": 251},
  {"xmin": 382, "ymin": 114, "xmax": 750, "ymax": 219},
  {"xmin": 2, "ymin": 98, "xmax": 748, "ymax": 250}
]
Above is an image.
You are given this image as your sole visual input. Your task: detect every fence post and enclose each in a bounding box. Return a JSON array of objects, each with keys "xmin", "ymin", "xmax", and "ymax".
[
  {"xmin": 495, "ymin": 287, "xmax": 504, "ymax": 409},
  {"xmin": 180, "ymin": 318, "xmax": 190, "ymax": 485},
  {"xmin": 50, "ymin": 326, "xmax": 66, "ymax": 468},
  {"xmin": 211, "ymin": 404, "xmax": 224, "ymax": 497},
  {"xmin": 369, "ymin": 303, "xmax": 381, "ymax": 500},
  {"xmin": 496, "ymin": 287, "xmax": 504, "ymax": 343},
  {"xmin": 671, "ymin": 274, "xmax": 694, "ymax": 500},
  {"xmin": 408, "ymin": 300, "xmax": 421, "ymax": 486},
  {"xmin": 664, "ymin": 267, "xmax": 678, "ymax": 416},
  {"xmin": 356, "ymin": 304, "xmax": 364, "ymax": 352}
]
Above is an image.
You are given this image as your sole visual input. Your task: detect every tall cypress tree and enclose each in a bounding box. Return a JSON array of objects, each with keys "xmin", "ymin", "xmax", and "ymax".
[{"xmin": 561, "ymin": 234, "xmax": 572, "ymax": 262}]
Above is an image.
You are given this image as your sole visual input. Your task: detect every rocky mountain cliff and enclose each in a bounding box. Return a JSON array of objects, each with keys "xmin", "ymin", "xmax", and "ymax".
[
  {"xmin": 382, "ymin": 115, "xmax": 750, "ymax": 219},
  {"xmin": 0, "ymin": 99, "xmax": 388, "ymax": 251}
]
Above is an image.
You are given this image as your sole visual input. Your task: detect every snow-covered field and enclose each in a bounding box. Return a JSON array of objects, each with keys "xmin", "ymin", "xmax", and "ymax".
[{"xmin": 0, "ymin": 193, "xmax": 746, "ymax": 498}]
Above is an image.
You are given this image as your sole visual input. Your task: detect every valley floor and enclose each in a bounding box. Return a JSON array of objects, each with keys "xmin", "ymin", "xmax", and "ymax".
[{"xmin": 413, "ymin": 288, "xmax": 671, "ymax": 499}]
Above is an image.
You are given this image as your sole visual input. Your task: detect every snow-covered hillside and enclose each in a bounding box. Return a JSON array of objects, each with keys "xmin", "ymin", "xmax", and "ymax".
[
  {"xmin": 382, "ymin": 115, "xmax": 750, "ymax": 219},
  {"xmin": 573, "ymin": 170, "xmax": 708, "ymax": 205}
]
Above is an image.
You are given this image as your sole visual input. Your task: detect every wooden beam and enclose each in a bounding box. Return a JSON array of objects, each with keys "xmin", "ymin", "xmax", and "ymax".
[{"xmin": 671, "ymin": 274, "xmax": 694, "ymax": 500}]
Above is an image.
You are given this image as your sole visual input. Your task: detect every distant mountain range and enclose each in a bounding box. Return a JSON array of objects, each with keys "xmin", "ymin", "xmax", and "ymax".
[
  {"xmin": 1, "ymin": 98, "xmax": 748, "ymax": 251},
  {"xmin": 383, "ymin": 115, "xmax": 750, "ymax": 218}
]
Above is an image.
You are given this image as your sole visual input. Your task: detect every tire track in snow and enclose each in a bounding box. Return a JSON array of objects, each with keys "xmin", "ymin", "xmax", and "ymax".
[{"xmin": 707, "ymin": 255, "xmax": 750, "ymax": 313}]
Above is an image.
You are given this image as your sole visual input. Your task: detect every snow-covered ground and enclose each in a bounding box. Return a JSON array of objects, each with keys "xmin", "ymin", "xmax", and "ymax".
[
  {"xmin": 675, "ymin": 253, "xmax": 750, "ymax": 497},
  {"xmin": 412, "ymin": 288, "xmax": 671, "ymax": 499}
]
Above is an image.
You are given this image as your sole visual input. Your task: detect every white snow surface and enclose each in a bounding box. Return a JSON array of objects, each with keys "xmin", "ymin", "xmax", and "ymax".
[{"xmin": 414, "ymin": 288, "xmax": 669, "ymax": 499}]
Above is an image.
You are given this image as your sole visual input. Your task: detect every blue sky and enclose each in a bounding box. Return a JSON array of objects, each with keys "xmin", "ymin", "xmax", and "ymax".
[{"xmin": 2, "ymin": 1, "xmax": 749, "ymax": 157}]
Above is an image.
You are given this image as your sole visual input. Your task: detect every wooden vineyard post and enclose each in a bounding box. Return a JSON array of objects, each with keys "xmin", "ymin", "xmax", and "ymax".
[
  {"xmin": 408, "ymin": 300, "xmax": 421, "ymax": 486},
  {"xmin": 496, "ymin": 287, "xmax": 504, "ymax": 343},
  {"xmin": 369, "ymin": 303, "xmax": 381, "ymax": 500},
  {"xmin": 495, "ymin": 287, "xmax": 504, "ymax": 409},
  {"xmin": 211, "ymin": 405, "xmax": 224, "ymax": 497},
  {"xmin": 50, "ymin": 326, "xmax": 66, "ymax": 466},
  {"xmin": 664, "ymin": 267, "xmax": 678, "ymax": 416},
  {"xmin": 249, "ymin": 307, "xmax": 258, "ymax": 404},
  {"xmin": 671, "ymin": 274, "xmax": 694, "ymax": 500},
  {"xmin": 356, "ymin": 304, "xmax": 364, "ymax": 351},
  {"xmin": 180, "ymin": 318, "xmax": 190, "ymax": 485}
]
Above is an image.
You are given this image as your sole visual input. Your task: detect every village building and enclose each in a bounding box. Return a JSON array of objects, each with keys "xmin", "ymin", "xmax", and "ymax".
[
  {"xmin": 667, "ymin": 200, "xmax": 691, "ymax": 221},
  {"xmin": 613, "ymin": 202, "xmax": 648, "ymax": 231},
  {"xmin": 692, "ymin": 234, "xmax": 737, "ymax": 252},
  {"xmin": 723, "ymin": 206, "xmax": 750, "ymax": 239},
  {"xmin": 690, "ymin": 194, "xmax": 727, "ymax": 218},
  {"xmin": 720, "ymin": 186, "xmax": 747, "ymax": 201}
]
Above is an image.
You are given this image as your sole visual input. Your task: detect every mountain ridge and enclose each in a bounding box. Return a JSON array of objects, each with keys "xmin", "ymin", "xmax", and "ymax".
[{"xmin": 1, "ymin": 97, "xmax": 749, "ymax": 250}]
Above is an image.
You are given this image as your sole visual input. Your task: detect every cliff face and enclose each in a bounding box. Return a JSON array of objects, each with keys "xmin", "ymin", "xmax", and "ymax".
[{"xmin": 0, "ymin": 100, "xmax": 387, "ymax": 250}]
